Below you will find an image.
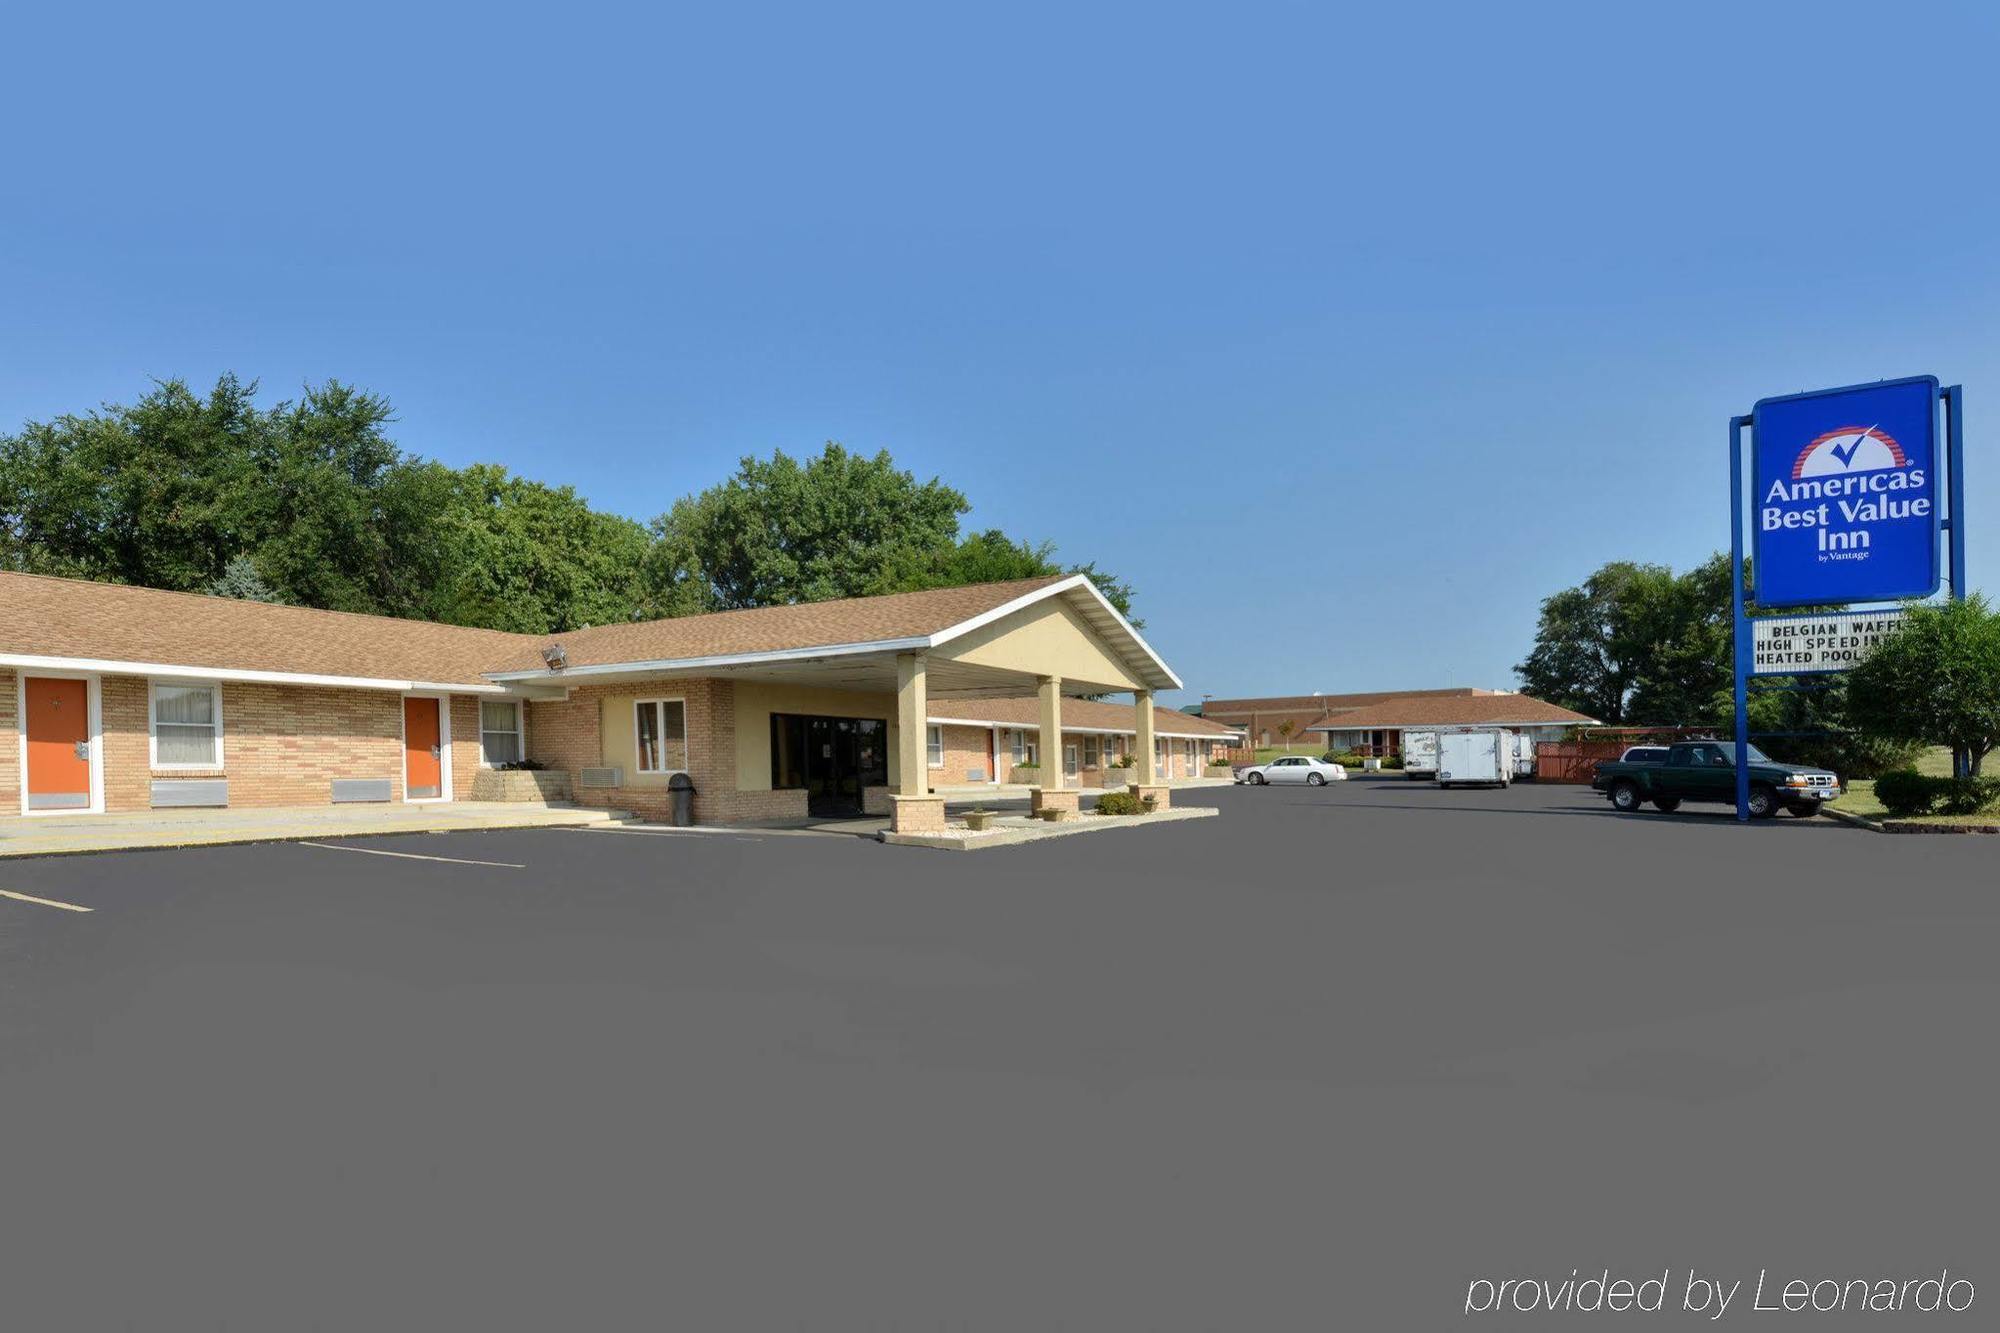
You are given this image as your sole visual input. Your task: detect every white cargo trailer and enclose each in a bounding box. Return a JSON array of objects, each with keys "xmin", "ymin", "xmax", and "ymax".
[
  {"xmin": 1510, "ymin": 730, "xmax": 1538, "ymax": 779},
  {"xmin": 1435, "ymin": 728, "xmax": 1514, "ymax": 788},
  {"xmin": 1402, "ymin": 729, "xmax": 1439, "ymax": 779}
]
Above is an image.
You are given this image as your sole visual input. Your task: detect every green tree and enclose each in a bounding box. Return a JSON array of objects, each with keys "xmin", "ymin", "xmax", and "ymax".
[
  {"xmin": 0, "ymin": 375, "xmax": 266, "ymax": 587},
  {"xmin": 642, "ymin": 444, "xmax": 1142, "ymax": 621},
  {"xmin": 425, "ymin": 464, "xmax": 651, "ymax": 633},
  {"xmin": 915, "ymin": 529, "xmax": 1140, "ymax": 623},
  {"xmin": 1518, "ymin": 555, "xmax": 1740, "ymax": 727},
  {"xmin": 207, "ymin": 553, "xmax": 286, "ymax": 603},
  {"xmin": 1847, "ymin": 596, "xmax": 2000, "ymax": 775},
  {"xmin": 645, "ymin": 444, "xmax": 969, "ymax": 613},
  {"xmin": 1515, "ymin": 561, "xmax": 1651, "ymax": 723}
]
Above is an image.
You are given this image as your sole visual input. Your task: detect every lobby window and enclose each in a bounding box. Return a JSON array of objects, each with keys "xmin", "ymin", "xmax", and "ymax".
[
  {"xmin": 635, "ymin": 698, "xmax": 688, "ymax": 774},
  {"xmin": 480, "ymin": 700, "xmax": 523, "ymax": 766},
  {"xmin": 927, "ymin": 725, "xmax": 944, "ymax": 768},
  {"xmin": 150, "ymin": 681, "xmax": 223, "ymax": 769}
]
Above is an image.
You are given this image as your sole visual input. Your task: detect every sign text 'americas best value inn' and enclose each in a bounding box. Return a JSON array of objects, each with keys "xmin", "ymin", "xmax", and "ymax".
[
  {"xmin": 1750, "ymin": 610, "xmax": 1907, "ymax": 676},
  {"xmin": 1752, "ymin": 377, "xmax": 1942, "ymax": 608}
]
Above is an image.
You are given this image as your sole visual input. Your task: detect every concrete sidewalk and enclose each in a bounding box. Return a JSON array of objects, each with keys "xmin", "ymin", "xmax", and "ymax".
[{"xmin": 0, "ymin": 802, "xmax": 628, "ymax": 858}]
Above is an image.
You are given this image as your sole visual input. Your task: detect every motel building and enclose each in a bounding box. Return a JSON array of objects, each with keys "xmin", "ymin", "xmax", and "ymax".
[
  {"xmin": 1305, "ymin": 692, "xmax": 1597, "ymax": 756},
  {"xmin": 1, "ymin": 570, "xmax": 1224, "ymax": 836}
]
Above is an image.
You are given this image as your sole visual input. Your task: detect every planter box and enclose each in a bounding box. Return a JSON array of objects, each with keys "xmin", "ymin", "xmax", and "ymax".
[
  {"xmin": 468, "ymin": 769, "xmax": 573, "ymax": 804},
  {"xmin": 1204, "ymin": 765, "xmax": 1234, "ymax": 778}
]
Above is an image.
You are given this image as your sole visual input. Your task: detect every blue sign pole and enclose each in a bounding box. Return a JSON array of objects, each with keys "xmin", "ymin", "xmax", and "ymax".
[
  {"xmin": 1730, "ymin": 414, "xmax": 1753, "ymax": 821},
  {"xmin": 1944, "ymin": 384, "xmax": 1968, "ymax": 776}
]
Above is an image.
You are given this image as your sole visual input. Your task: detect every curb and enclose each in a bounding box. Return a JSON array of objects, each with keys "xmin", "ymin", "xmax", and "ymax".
[
  {"xmin": 1880, "ymin": 819, "xmax": 2000, "ymax": 835},
  {"xmin": 881, "ymin": 805, "xmax": 1219, "ymax": 851},
  {"xmin": 1822, "ymin": 806, "xmax": 1885, "ymax": 833}
]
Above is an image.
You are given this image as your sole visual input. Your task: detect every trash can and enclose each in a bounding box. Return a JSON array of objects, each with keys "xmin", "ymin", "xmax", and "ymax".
[{"xmin": 668, "ymin": 772, "xmax": 696, "ymax": 827}]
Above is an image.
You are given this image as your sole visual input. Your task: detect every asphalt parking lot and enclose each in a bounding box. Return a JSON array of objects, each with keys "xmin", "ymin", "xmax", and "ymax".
[{"xmin": 3, "ymin": 780, "xmax": 1996, "ymax": 1329}]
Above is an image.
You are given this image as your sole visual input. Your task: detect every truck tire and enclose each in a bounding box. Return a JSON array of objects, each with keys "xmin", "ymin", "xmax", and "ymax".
[
  {"xmin": 1653, "ymin": 798, "xmax": 1681, "ymax": 812},
  {"xmin": 1747, "ymin": 784, "xmax": 1778, "ymax": 819},
  {"xmin": 1610, "ymin": 780, "xmax": 1642, "ymax": 813}
]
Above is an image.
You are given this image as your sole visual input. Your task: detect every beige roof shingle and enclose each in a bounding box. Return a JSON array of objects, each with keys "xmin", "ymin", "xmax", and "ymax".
[
  {"xmin": 0, "ymin": 570, "xmax": 1083, "ymax": 686},
  {"xmin": 517, "ymin": 576, "xmax": 1069, "ymax": 673},
  {"xmin": 0, "ymin": 570, "xmax": 526, "ymax": 686},
  {"xmin": 1305, "ymin": 694, "xmax": 1596, "ymax": 729}
]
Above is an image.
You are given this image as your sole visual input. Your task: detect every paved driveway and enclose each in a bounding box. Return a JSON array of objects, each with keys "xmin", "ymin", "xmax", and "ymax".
[{"xmin": 1, "ymin": 782, "xmax": 1992, "ymax": 1329}]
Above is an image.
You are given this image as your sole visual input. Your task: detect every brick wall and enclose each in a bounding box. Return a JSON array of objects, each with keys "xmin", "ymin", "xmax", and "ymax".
[
  {"xmin": 3, "ymin": 671, "xmax": 511, "ymax": 814},
  {"xmin": 935, "ymin": 723, "xmax": 995, "ymax": 784},
  {"xmin": 119, "ymin": 677, "xmax": 420, "ymax": 811},
  {"xmin": 450, "ymin": 695, "xmax": 484, "ymax": 797},
  {"xmin": 526, "ymin": 677, "xmax": 808, "ymax": 825},
  {"xmin": 0, "ymin": 668, "xmax": 16, "ymax": 811}
]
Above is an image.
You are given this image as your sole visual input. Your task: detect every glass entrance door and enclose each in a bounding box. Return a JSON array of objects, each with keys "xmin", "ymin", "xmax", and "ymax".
[{"xmin": 771, "ymin": 714, "xmax": 888, "ymax": 817}]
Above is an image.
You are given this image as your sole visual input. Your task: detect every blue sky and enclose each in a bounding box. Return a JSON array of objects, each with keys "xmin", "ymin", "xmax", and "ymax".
[{"xmin": 4, "ymin": 2, "xmax": 1995, "ymax": 707}]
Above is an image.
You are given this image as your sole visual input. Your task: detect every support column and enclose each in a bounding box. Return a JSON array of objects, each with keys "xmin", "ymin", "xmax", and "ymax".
[
  {"xmin": 1031, "ymin": 675, "xmax": 1078, "ymax": 820},
  {"xmin": 891, "ymin": 651, "xmax": 945, "ymax": 833},
  {"xmin": 1129, "ymin": 688, "xmax": 1170, "ymax": 811}
]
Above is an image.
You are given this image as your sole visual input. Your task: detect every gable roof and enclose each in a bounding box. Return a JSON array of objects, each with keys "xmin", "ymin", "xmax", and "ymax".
[
  {"xmin": 1305, "ymin": 694, "xmax": 1597, "ymax": 730},
  {"xmin": 0, "ymin": 570, "xmax": 523, "ymax": 690},
  {"xmin": 488, "ymin": 576, "xmax": 1067, "ymax": 674},
  {"xmin": 1201, "ymin": 688, "xmax": 1494, "ymax": 714},
  {"xmin": 928, "ymin": 695, "xmax": 1238, "ymax": 739},
  {"xmin": 0, "ymin": 569, "xmax": 1180, "ymax": 693}
]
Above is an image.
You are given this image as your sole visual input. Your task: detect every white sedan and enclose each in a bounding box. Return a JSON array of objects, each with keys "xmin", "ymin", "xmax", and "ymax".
[{"xmin": 1237, "ymin": 755, "xmax": 1347, "ymax": 786}]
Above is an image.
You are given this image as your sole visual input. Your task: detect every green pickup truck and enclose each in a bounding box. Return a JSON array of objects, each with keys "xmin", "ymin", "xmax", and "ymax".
[{"xmin": 1591, "ymin": 741, "xmax": 1841, "ymax": 818}]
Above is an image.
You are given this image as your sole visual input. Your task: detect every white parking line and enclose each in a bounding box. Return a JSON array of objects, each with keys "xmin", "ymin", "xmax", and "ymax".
[
  {"xmin": 0, "ymin": 888, "xmax": 94, "ymax": 913},
  {"xmin": 299, "ymin": 842, "xmax": 525, "ymax": 869}
]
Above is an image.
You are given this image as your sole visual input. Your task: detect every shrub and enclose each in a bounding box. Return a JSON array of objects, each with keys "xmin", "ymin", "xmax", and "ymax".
[
  {"xmin": 1324, "ymin": 751, "xmax": 1362, "ymax": 767},
  {"xmin": 1875, "ymin": 769, "xmax": 1941, "ymax": 816},
  {"xmin": 1938, "ymin": 776, "xmax": 2000, "ymax": 816},
  {"xmin": 1876, "ymin": 771, "xmax": 2000, "ymax": 818},
  {"xmin": 498, "ymin": 759, "xmax": 547, "ymax": 772},
  {"xmin": 1093, "ymin": 789, "xmax": 1146, "ymax": 816},
  {"xmin": 1381, "ymin": 755, "xmax": 1404, "ymax": 770},
  {"xmin": 1112, "ymin": 754, "xmax": 1136, "ymax": 768}
]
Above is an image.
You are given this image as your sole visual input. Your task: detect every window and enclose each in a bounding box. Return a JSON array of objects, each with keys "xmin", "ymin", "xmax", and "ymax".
[
  {"xmin": 480, "ymin": 700, "xmax": 524, "ymax": 766},
  {"xmin": 634, "ymin": 698, "xmax": 688, "ymax": 774},
  {"xmin": 1010, "ymin": 730, "xmax": 1025, "ymax": 762},
  {"xmin": 1064, "ymin": 744, "xmax": 1079, "ymax": 778},
  {"xmin": 1083, "ymin": 735, "xmax": 1100, "ymax": 767},
  {"xmin": 151, "ymin": 681, "xmax": 223, "ymax": 769},
  {"xmin": 927, "ymin": 725, "xmax": 944, "ymax": 768}
]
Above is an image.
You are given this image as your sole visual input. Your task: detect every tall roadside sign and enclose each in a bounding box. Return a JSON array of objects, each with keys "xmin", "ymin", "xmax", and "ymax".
[{"xmin": 1729, "ymin": 377, "xmax": 1967, "ymax": 820}]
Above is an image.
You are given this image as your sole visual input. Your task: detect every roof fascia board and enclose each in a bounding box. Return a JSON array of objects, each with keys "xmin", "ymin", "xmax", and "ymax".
[
  {"xmin": 0, "ymin": 652, "xmax": 507, "ymax": 695},
  {"xmin": 484, "ymin": 636, "xmax": 931, "ymax": 683}
]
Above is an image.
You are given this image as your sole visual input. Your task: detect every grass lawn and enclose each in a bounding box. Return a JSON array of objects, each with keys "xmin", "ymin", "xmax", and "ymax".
[{"xmin": 1830, "ymin": 748, "xmax": 2000, "ymax": 826}]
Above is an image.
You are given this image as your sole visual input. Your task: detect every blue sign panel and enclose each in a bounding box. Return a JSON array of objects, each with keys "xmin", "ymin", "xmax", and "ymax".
[{"xmin": 1751, "ymin": 376, "xmax": 1941, "ymax": 607}]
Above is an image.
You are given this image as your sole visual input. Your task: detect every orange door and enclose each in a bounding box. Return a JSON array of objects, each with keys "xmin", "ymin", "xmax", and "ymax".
[
  {"xmin": 25, "ymin": 677, "xmax": 92, "ymax": 810},
  {"xmin": 404, "ymin": 697, "xmax": 442, "ymax": 799}
]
